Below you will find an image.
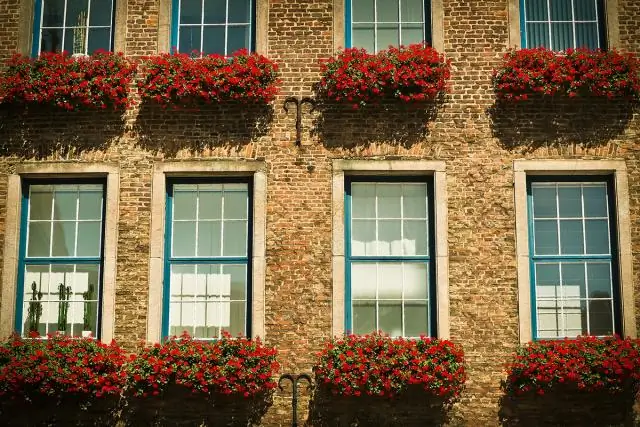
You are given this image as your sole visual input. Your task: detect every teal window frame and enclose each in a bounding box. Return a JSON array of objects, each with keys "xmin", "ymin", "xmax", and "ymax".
[
  {"xmin": 170, "ymin": 0, "xmax": 256, "ymax": 55},
  {"xmin": 15, "ymin": 178, "xmax": 106, "ymax": 337},
  {"xmin": 162, "ymin": 178, "xmax": 253, "ymax": 340},
  {"xmin": 344, "ymin": 176, "xmax": 437, "ymax": 337},
  {"xmin": 519, "ymin": 0, "xmax": 606, "ymax": 50},
  {"xmin": 31, "ymin": 0, "xmax": 116, "ymax": 57},
  {"xmin": 527, "ymin": 175, "xmax": 621, "ymax": 340},
  {"xmin": 345, "ymin": 0, "xmax": 432, "ymax": 52}
]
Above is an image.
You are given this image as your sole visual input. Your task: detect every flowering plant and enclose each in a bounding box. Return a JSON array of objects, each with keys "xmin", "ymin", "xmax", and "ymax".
[
  {"xmin": 125, "ymin": 332, "xmax": 279, "ymax": 398},
  {"xmin": 503, "ymin": 336, "xmax": 640, "ymax": 396},
  {"xmin": 0, "ymin": 51, "xmax": 137, "ymax": 110},
  {"xmin": 313, "ymin": 333, "xmax": 465, "ymax": 401},
  {"xmin": 0, "ymin": 333, "xmax": 127, "ymax": 400},
  {"xmin": 493, "ymin": 48, "xmax": 640, "ymax": 101},
  {"xmin": 137, "ymin": 50, "xmax": 279, "ymax": 107},
  {"xmin": 316, "ymin": 44, "xmax": 451, "ymax": 108}
]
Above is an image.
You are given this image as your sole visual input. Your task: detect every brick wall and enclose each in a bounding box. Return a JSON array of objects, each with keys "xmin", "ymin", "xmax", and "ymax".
[{"xmin": 0, "ymin": 0, "xmax": 639, "ymax": 425}]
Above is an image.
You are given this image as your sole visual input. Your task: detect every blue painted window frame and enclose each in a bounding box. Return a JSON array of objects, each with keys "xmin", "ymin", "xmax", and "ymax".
[
  {"xmin": 526, "ymin": 175, "xmax": 621, "ymax": 340},
  {"xmin": 31, "ymin": 0, "xmax": 116, "ymax": 57},
  {"xmin": 344, "ymin": 176, "xmax": 437, "ymax": 337},
  {"xmin": 345, "ymin": 0, "xmax": 432, "ymax": 50},
  {"xmin": 15, "ymin": 178, "xmax": 107, "ymax": 337},
  {"xmin": 170, "ymin": 0, "xmax": 257, "ymax": 55},
  {"xmin": 519, "ymin": 0, "xmax": 606, "ymax": 50},
  {"xmin": 162, "ymin": 177, "xmax": 253, "ymax": 340}
]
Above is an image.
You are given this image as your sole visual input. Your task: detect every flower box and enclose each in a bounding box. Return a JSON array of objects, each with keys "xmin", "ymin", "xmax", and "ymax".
[
  {"xmin": 316, "ymin": 44, "xmax": 451, "ymax": 108},
  {"xmin": 492, "ymin": 48, "xmax": 640, "ymax": 102},
  {"xmin": 0, "ymin": 51, "xmax": 136, "ymax": 110},
  {"xmin": 137, "ymin": 50, "xmax": 279, "ymax": 108}
]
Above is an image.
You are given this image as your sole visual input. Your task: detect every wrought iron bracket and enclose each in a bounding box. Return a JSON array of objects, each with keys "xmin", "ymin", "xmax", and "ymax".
[
  {"xmin": 278, "ymin": 372, "xmax": 313, "ymax": 427},
  {"xmin": 283, "ymin": 96, "xmax": 315, "ymax": 146}
]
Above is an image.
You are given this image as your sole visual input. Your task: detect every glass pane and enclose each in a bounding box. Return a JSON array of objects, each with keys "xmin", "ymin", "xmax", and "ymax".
[
  {"xmin": 66, "ymin": 0, "xmax": 89, "ymax": 27},
  {"xmin": 52, "ymin": 222, "xmax": 76, "ymax": 256},
  {"xmin": 352, "ymin": 263, "xmax": 377, "ymax": 299},
  {"xmin": 89, "ymin": 0, "xmax": 113, "ymax": 26},
  {"xmin": 585, "ymin": 219, "xmax": 609, "ymax": 254},
  {"xmin": 23, "ymin": 265, "xmax": 48, "ymax": 335},
  {"xmin": 202, "ymin": 26, "xmax": 225, "ymax": 55},
  {"xmin": 228, "ymin": 0, "xmax": 251, "ymax": 23},
  {"xmin": 561, "ymin": 300, "xmax": 585, "ymax": 335},
  {"xmin": 534, "ymin": 220, "xmax": 558, "ymax": 255},
  {"xmin": 378, "ymin": 263, "xmax": 402, "ymax": 299},
  {"xmin": 78, "ymin": 190, "xmax": 102, "ymax": 220},
  {"xmin": 352, "ymin": 184, "xmax": 376, "ymax": 218},
  {"xmin": 351, "ymin": 219, "xmax": 375, "ymax": 255},
  {"xmin": 352, "ymin": 0, "xmax": 374, "ymax": 22},
  {"xmin": 173, "ymin": 221, "xmax": 196, "ymax": 256},
  {"xmin": 227, "ymin": 301, "xmax": 246, "ymax": 336},
  {"xmin": 87, "ymin": 27, "xmax": 111, "ymax": 53},
  {"xmin": 53, "ymin": 190, "xmax": 77, "ymax": 220},
  {"xmin": 170, "ymin": 264, "xmax": 196, "ymax": 296},
  {"xmin": 353, "ymin": 301, "xmax": 375, "ymax": 334},
  {"xmin": 197, "ymin": 221, "xmax": 221, "ymax": 256},
  {"xmin": 558, "ymin": 186, "xmax": 582, "ymax": 218},
  {"xmin": 379, "ymin": 220, "xmax": 401, "ymax": 255},
  {"xmin": 537, "ymin": 308, "xmax": 560, "ymax": 337},
  {"xmin": 30, "ymin": 189, "xmax": 53, "ymax": 220},
  {"xmin": 525, "ymin": 0, "xmax": 548, "ymax": 21},
  {"xmin": 560, "ymin": 220, "xmax": 584, "ymax": 254},
  {"xmin": 561, "ymin": 263, "xmax": 586, "ymax": 299},
  {"xmin": 379, "ymin": 301, "xmax": 402, "ymax": 336},
  {"xmin": 401, "ymin": 0, "xmax": 423, "ymax": 21},
  {"xmin": 50, "ymin": 264, "xmax": 75, "ymax": 335},
  {"xmin": 587, "ymin": 263, "xmax": 612, "ymax": 298},
  {"xmin": 198, "ymin": 190, "xmax": 222, "ymax": 220},
  {"xmin": 589, "ymin": 300, "xmax": 613, "ymax": 336},
  {"xmin": 551, "ymin": 22, "xmax": 574, "ymax": 50},
  {"xmin": 576, "ymin": 22, "xmax": 599, "ymax": 49},
  {"xmin": 377, "ymin": 0, "xmax": 399, "ymax": 22},
  {"xmin": 203, "ymin": 0, "xmax": 225, "ymax": 23},
  {"xmin": 76, "ymin": 221, "xmax": 101, "ymax": 257},
  {"xmin": 64, "ymin": 31, "xmax": 75, "ymax": 54},
  {"xmin": 550, "ymin": 0, "xmax": 572, "ymax": 20},
  {"xmin": 401, "ymin": 23, "xmax": 424, "ymax": 45},
  {"xmin": 574, "ymin": 0, "xmax": 597, "ymax": 20},
  {"xmin": 228, "ymin": 26, "xmax": 250, "ymax": 54},
  {"xmin": 43, "ymin": 0, "xmax": 66, "ymax": 26},
  {"xmin": 403, "ymin": 220, "xmax": 427, "ymax": 255},
  {"xmin": 532, "ymin": 186, "xmax": 557, "ymax": 218},
  {"xmin": 405, "ymin": 303, "xmax": 428, "ymax": 337},
  {"xmin": 377, "ymin": 184, "xmax": 402, "ymax": 218},
  {"xmin": 224, "ymin": 265, "xmax": 246, "ymax": 300},
  {"xmin": 403, "ymin": 184, "xmax": 427, "ymax": 218},
  {"xmin": 179, "ymin": 26, "xmax": 201, "ymax": 53},
  {"xmin": 583, "ymin": 185, "xmax": 607, "ymax": 217},
  {"xmin": 174, "ymin": 190, "xmax": 197, "ymax": 220},
  {"xmin": 377, "ymin": 25, "xmax": 399, "ymax": 50},
  {"xmin": 352, "ymin": 24, "xmax": 375, "ymax": 52},
  {"xmin": 41, "ymin": 28, "xmax": 64, "ymax": 53},
  {"xmin": 224, "ymin": 191, "xmax": 248, "ymax": 220},
  {"xmin": 526, "ymin": 23, "xmax": 550, "ymax": 48},
  {"xmin": 403, "ymin": 263, "xmax": 427, "ymax": 299},
  {"xmin": 223, "ymin": 221, "xmax": 247, "ymax": 256},
  {"xmin": 181, "ymin": 0, "xmax": 202, "ymax": 24},
  {"xmin": 535, "ymin": 263, "xmax": 560, "ymax": 287},
  {"xmin": 27, "ymin": 222, "xmax": 52, "ymax": 257}
]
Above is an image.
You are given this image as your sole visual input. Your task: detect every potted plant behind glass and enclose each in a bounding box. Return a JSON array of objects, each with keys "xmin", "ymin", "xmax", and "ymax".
[
  {"xmin": 57, "ymin": 284, "xmax": 71, "ymax": 334},
  {"xmin": 26, "ymin": 281, "xmax": 43, "ymax": 335},
  {"xmin": 82, "ymin": 284, "xmax": 94, "ymax": 338}
]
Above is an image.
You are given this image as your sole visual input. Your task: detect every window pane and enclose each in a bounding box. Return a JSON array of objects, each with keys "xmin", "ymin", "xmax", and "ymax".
[
  {"xmin": 378, "ymin": 220, "xmax": 401, "ymax": 255},
  {"xmin": 575, "ymin": 22, "xmax": 599, "ymax": 49},
  {"xmin": 78, "ymin": 190, "xmax": 102, "ymax": 220},
  {"xmin": 223, "ymin": 221, "xmax": 247, "ymax": 256},
  {"xmin": 173, "ymin": 221, "xmax": 196, "ymax": 256},
  {"xmin": 181, "ymin": 0, "xmax": 202, "ymax": 24},
  {"xmin": 30, "ymin": 188, "xmax": 53, "ymax": 220},
  {"xmin": 561, "ymin": 263, "xmax": 586, "ymax": 299},
  {"xmin": 352, "ymin": 0, "xmax": 374, "ymax": 22},
  {"xmin": 550, "ymin": 0, "xmax": 572, "ymax": 20},
  {"xmin": 561, "ymin": 300, "xmax": 585, "ymax": 336},
  {"xmin": 402, "ymin": 184, "xmax": 427, "ymax": 218},
  {"xmin": 52, "ymin": 222, "xmax": 76, "ymax": 256},
  {"xmin": 224, "ymin": 264, "xmax": 246, "ymax": 300},
  {"xmin": 558, "ymin": 186, "xmax": 582, "ymax": 218},
  {"xmin": 352, "ymin": 184, "xmax": 376, "ymax": 218},
  {"xmin": 77, "ymin": 221, "xmax": 101, "ymax": 257},
  {"xmin": 28, "ymin": 223, "xmax": 52, "ymax": 257},
  {"xmin": 170, "ymin": 264, "xmax": 196, "ymax": 296},
  {"xmin": 401, "ymin": 23, "xmax": 423, "ymax": 45},
  {"xmin": 353, "ymin": 301, "xmax": 375, "ymax": 334},
  {"xmin": 560, "ymin": 220, "xmax": 584, "ymax": 254},
  {"xmin": 589, "ymin": 300, "xmax": 613, "ymax": 336},
  {"xmin": 525, "ymin": 0, "xmax": 548, "ymax": 21},
  {"xmin": 202, "ymin": 26, "xmax": 225, "ymax": 55},
  {"xmin": 23, "ymin": 265, "xmax": 49, "ymax": 335},
  {"xmin": 403, "ymin": 263, "xmax": 427, "ymax": 299},
  {"xmin": 41, "ymin": 28, "xmax": 64, "ymax": 53},
  {"xmin": 87, "ymin": 27, "xmax": 111, "ymax": 53},
  {"xmin": 404, "ymin": 303, "xmax": 428, "ymax": 337},
  {"xmin": 224, "ymin": 191, "xmax": 248, "ymax": 220},
  {"xmin": 377, "ymin": 0, "xmax": 399, "ymax": 22},
  {"xmin": 89, "ymin": 0, "xmax": 113, "ymax": 26},
  {"xmin": 203, "ymin": 0, "xmax": 225, "ymax": 23},
  {"xmin": 377, "ymin": 184, "xmax": 402, "ymax": 218},
  {"xmin": 43, "ymin": 0, "xmax": 66, "ymax": 26},
  {"xmin": 574, "ymin": 0, "xmax": 597, "ymax": 20},
  {"xmin": 551, "ymin": 22, "xmax": 574, "ymax": 50},
  {"xmin": 377, "ymin": 25, "xmax": 399, "ymax": 51},
  {"xmin": 226, "ymin": 301, "xmax": 245, "ymax": 336},
  {"xmin": 352, "ymin": 24, "xmax": 375, "ymax": 52},
  {"xmin": 535, "ymin": 263, "xmax": 560, "ymax": 287},
  {"xmin": 403, "ymin": 220, "xmax": 427, "ymax": 255},
  {"xmin": 532, "ymin": 185, "xmax": 556, "ymax": 218},
  {"xmin": 53, "ymin": 190, "xmax": 77, "ymax": 220},
  {"xmin": 66, "ymin": 0, "xmax": 89, "ymax": 27},
  {"xmin": 583, "ymin": 185, "xmax": 607, "ymax": 217},
  {"xmin": 352, "ymin": 219, "xmax": 375, "ymax": 255},
  {"xmin": 534, "ymin": 220, "xmax": 558, "ymax": 255},
  {"xmin": 379, "ymin": 301, "xmax": 402, "ymax": 336},
  {"xmin": 228, "ymin": 26, "xmax": 250, "ymax": 53},
  {"xmin": 401, "ymin": 0, "xmax": 423, "ymax": 21},
  {"xmin": 587, "ymin": 262, "xmax": 612, "ymax": 298},
  {"xmin": 198, "ymin": 189, "xmax": 222, "ymax": 220},
  {"xmin": 526, "ymin": 23, "xmax": 550, "ymax": 48},
  {"xmin": 179, "ymin": 26, "xmax": 201, "ymax": 53},
  {"xmin": 228, "ymin": 0, "xmax": 251, "ymax": 23},
  {"xmin": 197, "ymin": 221, "xmax": 221, "ymax": 256},
  {"xmin": 585, "ymin": 219, "xmax": 609, "ymax": 254},
  {"xmin": 352, "ymin": 263, "xmax": 377, "ymax": 299},
  {"xmin": 378, "ymin": 263, "xmax": 402, "ymax": 299}
]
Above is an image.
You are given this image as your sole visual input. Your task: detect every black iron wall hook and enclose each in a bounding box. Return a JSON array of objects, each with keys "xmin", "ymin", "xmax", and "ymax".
[
  {"xmin": 278, "ymin": 373, "xmax": 313, "ymax": 427},
  {"xmin": 283, "ymin": 96, "xmax": 315, "ymax": 146}
]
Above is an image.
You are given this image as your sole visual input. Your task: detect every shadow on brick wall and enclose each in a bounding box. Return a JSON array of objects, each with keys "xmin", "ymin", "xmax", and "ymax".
[
  {"xmin": 0, "ymin": 105, "xmax": 124, "ymax": 159},
  {"xmin": 488, "ymin": 97, "xmax": 636, "ymax": 152},
  {"xmin": 134, "ymin": 102, "xmax": 273, "ymax": 157},
  {"xmin": 312, "ymin": 101, "xmax": 441, "ymax": 148}
]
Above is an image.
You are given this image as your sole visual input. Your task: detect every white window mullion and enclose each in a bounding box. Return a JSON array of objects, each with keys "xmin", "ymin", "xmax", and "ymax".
[
  {"xmin": 224, "ymin": 0, "xmax": 230, "ymax": 55},
  {"xmin": 583, "ymin": 262, "xmax": 590, "ymax": 335},
  {"xmin": 570, "ymin": 0, "xmax": 577, "ymax": 49},
  {"xmin": 85, "ymin": 0, "xmax": 91, "ymax": 54},
  {"xmin": 546, "ymin": 0, "xmax": 553, "ymax": 50},
  {"xmin": 61, "ymin": 0, "xmax": 69, "ymax": 54},
  {"xmin": 373, "ymin": 0, "xmax": 378, "ymax": 52},
  {"xmin": 200, "ymin": 0, "xmax": 205, "ymax": 54},
  {"xmin": 593, "ymin": 0, "xmax": 601, "ymax": 48},
  {"xmin": 73, "ymin": 188, "xmax": 80, "ymax": 257}
]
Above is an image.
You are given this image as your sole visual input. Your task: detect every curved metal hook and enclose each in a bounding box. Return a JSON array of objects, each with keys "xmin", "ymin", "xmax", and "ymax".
[{"xmin": 282, "ymin": 97, "xmax": 316, "ymax": 146}]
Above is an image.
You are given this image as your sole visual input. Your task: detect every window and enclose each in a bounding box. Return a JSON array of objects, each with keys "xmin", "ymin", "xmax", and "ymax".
[
  {"xmin": 32, "ymin": 0, "xmax": 115, "ymax": 56},
  {"xmin": 16, "ymin": 181, "xmax": 105, "ymax": 337},
  {"xmin": 528, "ymin": 177, "xmax": 620, "ymax": 339},
  {"xmin": 172, "ymin": 0, "xmax": 254, "ymax": 55},
  {"xmin": 520, "ymin": 0, "xmax": 605, "ymax": 50},
  {"xmin": 347, "ymin": 0, "xmax": 431, "ymax": 52},
  {"xmin": 163, "ymin": 180, "xmax": 252, "ymax": 339},
  {"xmin": 345, "ymin": 177, "xmax": 435, "ymax": 337}
]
